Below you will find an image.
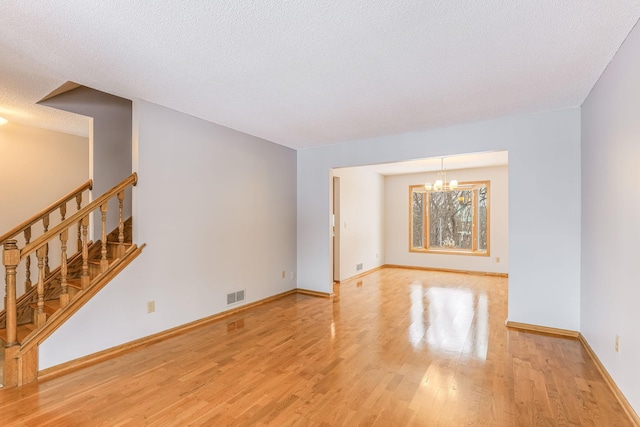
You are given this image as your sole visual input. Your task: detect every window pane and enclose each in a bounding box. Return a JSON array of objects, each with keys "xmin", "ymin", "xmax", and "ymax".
[
  {"xmin": 428, "ymin": 190, "xmax": 473, "ymax": 250},
  {"xmin": 478, "ymin": 187, "xmax": 488, "ymax": 251},
  {"xmin": 412, "ymin": 191, "xmax": 424, "ymax": 248},
  {"xmin": 409, "ymin": 181, "xmax": 489, "ymax": 255}
]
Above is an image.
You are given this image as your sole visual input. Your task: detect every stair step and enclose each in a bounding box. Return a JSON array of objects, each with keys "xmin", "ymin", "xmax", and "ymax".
[
  {"xmin": 29, "ymin": 299, "xmax": 61, "ymax": 316},
  {"xmin": 0, "ymin": 323, "xmax": 36, "ymax": 344},
  {"xmin": 106, "ymin": 241, "xmax": 133, "ymax": 246},
  {"xmin": 105, "ymin": 241, "xmax": 132, "ymax": 258},
  {"xmin": 67, "ymin": 278, "xmax": 84, "ymax": 290},
  {"xmin": 88, "ymin": 258, "xmax": 115, "ymax": 265}
]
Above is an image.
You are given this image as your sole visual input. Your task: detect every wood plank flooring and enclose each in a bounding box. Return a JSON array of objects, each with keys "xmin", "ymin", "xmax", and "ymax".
[{"xmin": 0, "ymin": 268, "xmax": 633, "ymax": 426}]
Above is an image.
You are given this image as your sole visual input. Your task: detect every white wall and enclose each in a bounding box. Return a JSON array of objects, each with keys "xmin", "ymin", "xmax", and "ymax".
[
  {"xmin": 40, "ymin": 100, "xmax": 297, "ymax": 369},
  {"xmin": 385, "ymin": 165, "xmax": 508, "ymax": 274},
  {"xmin": 332, "ymin": 167, "xmax": 384, "ymax": 281},
  {"xmin": 0, "ymin": 122, "xmax": 89, "ymax": 234},
  {"xmin": 581, "ymin": 18, "xmax": 640, "ymax": 414},
  {"xmin": 0, "ymin": 122, "xmax": 89, "ymax": 309},
  {"xmin": 298, "ymin": 108, "xmax": 581, "ymax": 331}
]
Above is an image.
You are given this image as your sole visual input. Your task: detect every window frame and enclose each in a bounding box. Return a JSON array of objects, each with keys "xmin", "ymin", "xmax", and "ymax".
[{"xmin": 408, "ymin": 180, "xmax": 490, "ymax": 256}]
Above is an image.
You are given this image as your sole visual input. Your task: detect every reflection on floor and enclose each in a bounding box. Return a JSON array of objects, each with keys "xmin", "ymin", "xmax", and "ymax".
[
  {"xmin": 408, "ymin": 284, "xmax": 489, "ymax": 359},
  {"xmin": 0, "ymin": 268, "xmax": 632, "ymax": 425}
]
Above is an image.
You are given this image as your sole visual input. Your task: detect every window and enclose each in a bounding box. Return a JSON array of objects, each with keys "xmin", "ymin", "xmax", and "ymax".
[{"xmin": 410, "ymin": 181, "xmax": 489, "ymax": 255}]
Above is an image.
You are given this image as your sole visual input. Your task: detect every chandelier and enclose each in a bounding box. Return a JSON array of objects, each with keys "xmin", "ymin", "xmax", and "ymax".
[{"xmin": 425, "ymin": 157, "xmax": 458, "ymax": 191}]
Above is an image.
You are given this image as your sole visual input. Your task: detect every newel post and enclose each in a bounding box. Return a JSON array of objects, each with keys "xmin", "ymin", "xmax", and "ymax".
[{"xmin": 3, "ymin": 240, "xmax": 20, "ymax": 347}]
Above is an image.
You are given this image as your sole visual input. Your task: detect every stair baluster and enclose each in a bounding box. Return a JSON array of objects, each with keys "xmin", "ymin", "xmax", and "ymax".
[
  {"xmin": 76, "ymin": 193, "xmax": 83, "ymax": 252},
  {"xmin": 117, "ymin": 191, "xmax": 125, "ymax": 257},
  {"xmin": 59, "ymin": 204, "xmax": 69, "ymax": 303},
  {"xmin": 42, "ymin": 214, "xmax": 50, "ymax": 276},
  {"xmin": 35, "ymin": 246, "xmax": 47, "ymax": 327},
  {"xmin": 24, "ymin": 227, "xmax": 32, "ymax": 292},
  {"xmin": 81, "ymin": 216, "xmax": 90, "ymax": 289},
  {"xmin": 100, "ymin": 203, "xmax": 109, "ymax": 272},
  {"xmin": 60, "ymin": 229, "xmax": 69, "ymax": 307},
  {"xmin": 3, "ymin": 240, "xmax": 20, "ymax": 347}
]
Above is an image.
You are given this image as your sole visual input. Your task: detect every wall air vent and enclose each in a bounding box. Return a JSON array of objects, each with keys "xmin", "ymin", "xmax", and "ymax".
[{"xmin": 227, "ymin": 290, "xmax": 246, "ymax": 306}]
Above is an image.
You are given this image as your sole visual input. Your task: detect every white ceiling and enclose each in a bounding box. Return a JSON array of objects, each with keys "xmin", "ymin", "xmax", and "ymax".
[{"xmin": 1, "ymin": 1, "xmax": 639, "ymax": 149}]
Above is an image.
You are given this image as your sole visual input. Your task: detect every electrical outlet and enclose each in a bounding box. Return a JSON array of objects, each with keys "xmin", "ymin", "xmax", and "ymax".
[
  {"xmin": 147, "ymin": 301, "xmax": 155, "ymax": 313},
  {"xmin": 495, "ymin": 257, "xmax": 500, "ymax": 263},
  {"xmin": 290, "ymin": 272, "xmax": 295, "ymax": 279},
  {"xmin": 615, "ymin": 335, "xmax": 620, "ymax": 353},
  {"xmin": 281, "ymin": 270, "xmax": 286, "ymax": 279}
]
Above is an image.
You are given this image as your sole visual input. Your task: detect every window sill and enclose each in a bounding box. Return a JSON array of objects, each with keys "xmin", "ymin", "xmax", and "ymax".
[{"xmin": 409, "ymin": 248, "xmax": 490, "ymax": 257}]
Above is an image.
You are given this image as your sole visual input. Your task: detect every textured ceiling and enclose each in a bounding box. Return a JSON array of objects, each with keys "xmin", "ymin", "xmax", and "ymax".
[{"xmin": 1, "ymin": 1, "xmax": 639, "ymax": 149}]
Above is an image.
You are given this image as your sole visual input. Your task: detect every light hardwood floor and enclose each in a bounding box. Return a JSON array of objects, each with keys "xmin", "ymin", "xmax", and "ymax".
[{"xmin": 0, "ymin": 268, "xmax": 633, "ymax": 426}]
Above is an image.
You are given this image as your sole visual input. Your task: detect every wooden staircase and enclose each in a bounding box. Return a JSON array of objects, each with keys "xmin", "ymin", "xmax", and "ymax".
[
  {"xmin": 0, "ymin": 174, "xmax": 144, "ymax": 388},
  {"xmin": 0, "ymin": 219, "xmax": 133, "ymax": 342}
]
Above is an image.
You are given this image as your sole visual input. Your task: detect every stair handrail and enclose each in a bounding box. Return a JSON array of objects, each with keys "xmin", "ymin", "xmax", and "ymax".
[
  {"xmin": 21, "ymin": 173, "xmax": 137, "ymax": 259},
  {"xmin": 0, "ymin": 180, "xmax": 93, "ymax": 246}
]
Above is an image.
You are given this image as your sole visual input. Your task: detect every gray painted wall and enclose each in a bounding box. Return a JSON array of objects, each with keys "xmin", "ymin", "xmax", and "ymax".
[
  {"xmin": 298, "ymin": 108, "xmax": 581, "ymax": 331},
  {"xmin": 40, "ymin": 86, "xmax": 132, "ymax": 236},
  {"xmin": 581, "ymin": 18, "xmax": 640, "ymax": 415},
  {"xmin": 40, "ymin": 100, "xmax": 298, "ymax": 369}
]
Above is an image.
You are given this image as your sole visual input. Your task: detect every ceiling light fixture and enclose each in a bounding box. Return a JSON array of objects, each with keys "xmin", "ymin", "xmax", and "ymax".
[
  {"xmin": 0, "ymin": 117, "xmax": 8, "ymax": 126},
  {"xmin": 425, "ymin": 157, "xmax": 458, "ymax": 191}
]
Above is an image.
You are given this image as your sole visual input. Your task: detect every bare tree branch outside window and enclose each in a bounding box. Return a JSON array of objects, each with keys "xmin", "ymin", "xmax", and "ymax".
[{"xmin": 409, "ymin": 182, "xmax": 489, "ymax": 254}]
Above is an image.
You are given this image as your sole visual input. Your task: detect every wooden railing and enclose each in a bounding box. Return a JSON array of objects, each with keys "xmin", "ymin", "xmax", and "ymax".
[
  {"xmin": 0, "ymin": 180, "xmax": 92, "ymax": 294},
  {"xmin": 2, "ymin": 174, "xmax": 137, "ymax": 348}
]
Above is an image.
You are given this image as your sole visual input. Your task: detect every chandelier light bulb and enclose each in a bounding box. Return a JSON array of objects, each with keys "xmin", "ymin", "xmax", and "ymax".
[
  {"xmin": 0, "ymin": 117, "xmax": 8, "ymax": 126},
  {"xmin": 425, "ymin": 158, "xmax": 458, "ymax": 192}
]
